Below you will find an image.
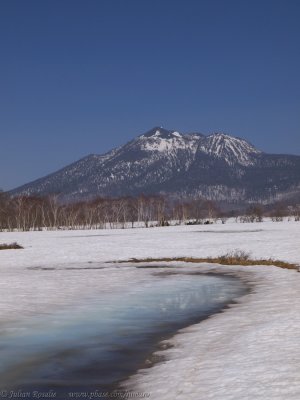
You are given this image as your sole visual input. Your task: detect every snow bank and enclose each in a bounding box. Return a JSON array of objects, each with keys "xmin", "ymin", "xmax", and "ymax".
[{"xmin": 125, "ymin": 263, "xmax": 300, "ymax": 399}]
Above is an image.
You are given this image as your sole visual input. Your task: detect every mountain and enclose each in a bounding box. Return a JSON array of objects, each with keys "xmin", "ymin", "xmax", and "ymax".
[{"xmin": 11, "ymin": 127, "xmax": 300, "ymax": 204}]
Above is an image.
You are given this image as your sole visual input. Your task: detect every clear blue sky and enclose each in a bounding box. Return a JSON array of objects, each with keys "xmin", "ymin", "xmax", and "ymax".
[{"xmin": 0, "ymin": 0, "xmax": 299, "ymax": 190}]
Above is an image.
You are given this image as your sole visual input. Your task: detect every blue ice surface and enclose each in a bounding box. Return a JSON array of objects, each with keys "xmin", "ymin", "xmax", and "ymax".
[{"xmin": 0, "ymin": 270, "xmax": 247, "ymax": 396}]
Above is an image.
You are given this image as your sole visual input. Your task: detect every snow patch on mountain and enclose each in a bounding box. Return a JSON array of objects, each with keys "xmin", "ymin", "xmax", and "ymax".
[
  {"xmin": 199, "ymin": 133, "xmax": 262, "ymax": 166},
  {"xmin": 140, "ymin": 133, "xmax": 200, "ymax": 153}
]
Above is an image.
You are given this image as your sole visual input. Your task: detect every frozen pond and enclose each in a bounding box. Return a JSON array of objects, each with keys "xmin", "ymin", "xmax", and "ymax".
[{"xmin": 0, "ymin": 268, "xmax": 247, "ymax": 398}]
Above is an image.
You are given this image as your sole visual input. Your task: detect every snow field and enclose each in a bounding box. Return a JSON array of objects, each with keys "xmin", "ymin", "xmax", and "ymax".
[{"xmin": 0, "ymin": 219, "xmax": 300, "ymax": 399}]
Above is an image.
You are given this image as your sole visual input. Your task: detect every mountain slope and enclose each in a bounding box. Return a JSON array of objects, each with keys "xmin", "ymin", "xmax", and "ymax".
[
  {"xmin": 198, "ymin": 132, "xmax": 261, "ymax": 166},
  {"xmin": 11, "ymin": 127, "xmax": 300, "ymax": 204}
]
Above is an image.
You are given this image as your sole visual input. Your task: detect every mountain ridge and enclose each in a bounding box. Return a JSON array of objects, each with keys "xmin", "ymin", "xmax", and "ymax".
[{"xmin": 10, "ymin": 127, "xmax": 300, "ymax": 204}]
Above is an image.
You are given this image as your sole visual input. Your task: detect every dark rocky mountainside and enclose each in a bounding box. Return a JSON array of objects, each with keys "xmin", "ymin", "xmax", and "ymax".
[{"xmin": 11, "ymin": 127, "xmax": 300, "ymax": 204}]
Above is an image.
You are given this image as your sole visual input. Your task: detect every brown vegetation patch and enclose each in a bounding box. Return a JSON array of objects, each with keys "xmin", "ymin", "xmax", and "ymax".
[
  {"xmin": 0, "ymin": 242, "xmax": 23, "ymax": 250},
  {"xmin": 116, "ymin": 250, "xmax": 298, "ymax": 270}
]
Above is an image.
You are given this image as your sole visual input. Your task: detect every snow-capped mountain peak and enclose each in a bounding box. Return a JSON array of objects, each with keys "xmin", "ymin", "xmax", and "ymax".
[
  {"xmin": 198, "ymin": 132, "xmax": 262, "ymax": 166},
  {"xmin": 138, "ymin": 128, "xmax": 260, "ymax": 164},
  {"xmin": 140, "ymin": 127, "xmax": 177, "ymax": 139},
  {"xmin": 138, "ymin": 127, "xmax": 200, "ymax": 153},
  {"xmin": 11, "ymin": 126, "xmax": 300, "ymax": 204}
]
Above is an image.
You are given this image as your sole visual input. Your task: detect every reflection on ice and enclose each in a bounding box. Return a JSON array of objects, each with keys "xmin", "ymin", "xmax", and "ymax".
[{"xmin": 0, "ymin": 271, "xmax": 247, "ymax": 397}]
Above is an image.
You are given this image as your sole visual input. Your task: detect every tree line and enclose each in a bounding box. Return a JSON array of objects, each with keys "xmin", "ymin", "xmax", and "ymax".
[
  {"xmin": 0, "ymin": 190, "xmax": 299, "ymax": 231},
  {"xmin": 0, "ymin": 191, "xmax": 221, "ymax": 231}
]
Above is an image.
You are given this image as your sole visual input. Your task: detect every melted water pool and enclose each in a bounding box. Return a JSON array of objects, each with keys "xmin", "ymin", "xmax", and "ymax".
[{"xmin": 0, "ymin": 270, "xmax": 247, "ymax": 398}]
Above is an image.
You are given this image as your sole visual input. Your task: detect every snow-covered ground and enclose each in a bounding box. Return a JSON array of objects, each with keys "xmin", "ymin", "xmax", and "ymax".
[{"xmin": 0, "ymin": 220, "xmax": 300, "ymax": 398}]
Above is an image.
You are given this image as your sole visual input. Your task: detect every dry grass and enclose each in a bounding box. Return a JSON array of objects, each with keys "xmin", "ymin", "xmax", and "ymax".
[
  {"xmin": 0, "ymin": 242, "xmax": 23, "ymax": 250},
  {"xmin": 117, "ymin": 250, "xmax": 298, "ymax": 271}
]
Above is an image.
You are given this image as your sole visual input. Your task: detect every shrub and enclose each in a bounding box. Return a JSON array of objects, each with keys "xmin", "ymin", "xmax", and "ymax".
[
  {"xmin": 0, "ymin": 242, "xmax": 23, "ymax": 250},
  {"xmin": 219, "ymin": 249, "xmax": 251, "ymax": 264}
]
